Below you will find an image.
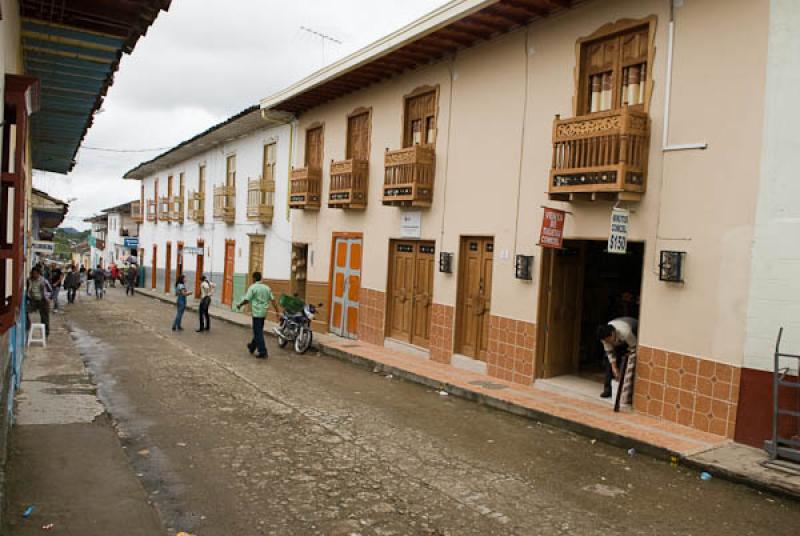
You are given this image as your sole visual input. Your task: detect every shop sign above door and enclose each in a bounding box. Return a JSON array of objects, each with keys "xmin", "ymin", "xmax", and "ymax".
[
  {"xmin": 400, "ymin": 211, "xmax": 422, "ymax": 239},
  {"xmin": 608, "ymin": 207, "xmax": 630, "ymax": 254},
  {"xmin": 539, "ymin": 207, "xmax": 566, "ymax": 249}
]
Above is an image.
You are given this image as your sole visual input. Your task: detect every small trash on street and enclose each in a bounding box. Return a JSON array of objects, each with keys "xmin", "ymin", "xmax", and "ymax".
[
  {"xmin": 42, "ymin": 523, "xmax": 55, "ymax": 531},
  {"xmin": 590, "ymin": 439, "xmax": 597, "ymax": 445},
  {"xmin": 23, "ymin": 506, "xmax": 34, "ymax": 518},
  {"xmin": 438, "ymin": 390, "xmax": 448, "ymax": 396},
  {"xmin": 670, "ymin": 455, "xmax": 679, "ymax": 467},
  {"xmin": 138, "ymin": 448, "xmax": 150, "ymax": 457},
  {"xmin": 627, "ymin": 448, "xmax": 636, "ymax": 457},
  {"xmin": 176, "ymin": 532, "xmax": 197, "ymax": 536},
  {"xmin": 700, "ymin": 472, "xmax": 712, "ymax": 481}
]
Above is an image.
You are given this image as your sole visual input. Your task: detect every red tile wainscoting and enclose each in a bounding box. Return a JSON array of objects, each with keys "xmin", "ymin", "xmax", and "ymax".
[
  {"xmin": 487, "ymin": 315, "xmax": 536, "ymax": 385},
  {"xmin": 429, "ymin": 303, "xmax": 455, "ymax": 364},
  {"xmin": 357, "ymin": 288, "xmax": 386, "ymax": 345}
]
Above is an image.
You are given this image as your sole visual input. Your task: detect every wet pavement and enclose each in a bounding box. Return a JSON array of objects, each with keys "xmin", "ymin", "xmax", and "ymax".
[{"xmin": 41, "ymin": 289, "xmax": 800, "ymax": 535}]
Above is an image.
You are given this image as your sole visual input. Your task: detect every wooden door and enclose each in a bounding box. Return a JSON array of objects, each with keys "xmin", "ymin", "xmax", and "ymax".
[
  {"xmin": 387, "ymin": 241, "xmax": 435, "ymax": 348},
  {"xmin": 222, "ymin": 239, "xmax": 235, "ymax": 306},
  {"xmin": 151, "ymin": 244, "xmax": 157, "ymax": 289},
  {"xmin": 248, "ymin": 235, "xmax": 265, "ymax": 285},
  {"xmin": 456, "ymin": 237, "xmax": 494, "ymax": 360},
  {"xmin": 539, "ymin": 244, "xmax": 585, "ymax": 378},
  {"xmin": 305, "ymin": 126, "xmax": 323, "ymax": 169},
  {"xmin": 404, "ymin": 90, "xmax": 437, "ymax": 147},
  {"xmin": 346, "ymin": 112, "xmax": 370, "ymax": 160},
  {"xmin": 164, "ymin": 242, "xmax": 172, "ymax": 294},
  {"xmin": 194, "ymin": 240, "xmax": 204, "ymax": 299},
  {"xmin": 388, "ymin": 242, "xmax": 415, "ymax": 342},
  {"xmin": 176, "ymin": 241, "xmax": 184, "ymax": 280},
  {"xmin": 329, "ymin": 235, "xmax": 362, "ymax": 339},
  {"xmin": 411, "ymin": 243, "xmax": 435, "ymax": 348}
]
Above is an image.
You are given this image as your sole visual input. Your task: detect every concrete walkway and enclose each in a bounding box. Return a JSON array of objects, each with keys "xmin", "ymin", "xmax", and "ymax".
[
  {"xmin": 3, "ymin": 312, "xmax": 163, "ymax": 534},
  {"xmin": 136, "ymin": 287, "xmax": 800, "ymax": 500}
]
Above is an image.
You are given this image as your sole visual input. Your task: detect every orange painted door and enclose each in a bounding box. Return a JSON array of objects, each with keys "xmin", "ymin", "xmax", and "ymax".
[
  {"xmin": 194, "ymin": 240, "xmax": 204, "ymax": 299},
  {"xmin": 151, "ymin": 244, "xmax": 157, "ymax": 289},
  {"xmin": 222, "ymin": 240, "xmax": 235, "ymax": 306},
  {"xmin": 329, "ymin": 236, "xmax": 362, "ymax": 339},
  {"xmin": 164, "ymin": 242, "xmax": 172, "ymax": 294}
]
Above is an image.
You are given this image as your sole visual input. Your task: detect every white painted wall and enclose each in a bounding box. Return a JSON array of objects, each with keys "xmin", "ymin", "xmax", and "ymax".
[
  {"xmin": 137, "ymin": 122, "xmax": 293, "ymax": 291},
  {"xmin": 744, "ymin": 0, "xmax": 800, "ymax": 372}
]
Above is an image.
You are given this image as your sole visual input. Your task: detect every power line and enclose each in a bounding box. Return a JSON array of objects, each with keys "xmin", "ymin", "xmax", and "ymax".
[{"xmin": 81, "ymin": 145, "xmax": 170, "ymax": 153}]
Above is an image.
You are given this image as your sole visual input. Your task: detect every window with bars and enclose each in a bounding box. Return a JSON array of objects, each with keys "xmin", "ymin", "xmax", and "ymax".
[{"xmin": 578, "ymin": 21, "xmax": 653, "ymax": 115}]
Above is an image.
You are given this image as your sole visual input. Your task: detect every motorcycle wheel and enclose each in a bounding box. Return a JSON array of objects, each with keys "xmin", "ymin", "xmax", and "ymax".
[
  {"xmin": 277, "ymin": 321, "xmax": 289, "ymax": 348},
  {"xmin": 295, "ymin": 328, "xmax": 313, "ymax": 354}
]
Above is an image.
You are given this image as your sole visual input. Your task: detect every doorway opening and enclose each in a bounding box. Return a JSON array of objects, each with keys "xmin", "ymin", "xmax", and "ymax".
[
  {"xmin": 386, "ymin": 240, "xmax": 435, "ymax": 349},
  {"xmin": 536, "ymin": 239, "xmax": 644, "ymax": 397},
  {"xmin": 290, "ymin": 244, "xmax": 308, "ymax": 301},
  {"xmin": 455, "ymin": 236, "xmax": 494, "ymax": 361}
]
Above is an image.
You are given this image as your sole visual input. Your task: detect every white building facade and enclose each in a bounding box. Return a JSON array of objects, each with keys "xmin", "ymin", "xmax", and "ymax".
[{"xmin": 126, "ymin": 107, "xmax": 295, "ymax": 311}]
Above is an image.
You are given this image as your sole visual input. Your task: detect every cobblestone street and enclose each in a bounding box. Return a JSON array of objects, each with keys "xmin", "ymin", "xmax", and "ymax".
[{"xmin": 12, "ymin": 289, "xmax": 799, "ymax": 536}]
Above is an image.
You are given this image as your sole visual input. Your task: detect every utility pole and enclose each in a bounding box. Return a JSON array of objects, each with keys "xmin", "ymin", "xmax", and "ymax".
[{"xmin": 299, "ymin": 26, "xmax": 342, "ymax": 67}]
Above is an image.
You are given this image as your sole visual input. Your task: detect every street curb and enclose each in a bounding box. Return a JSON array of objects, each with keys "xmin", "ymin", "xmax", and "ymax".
[{"xmin": 135, "ymin": 288, "xmax": 798, "ymax": 501}]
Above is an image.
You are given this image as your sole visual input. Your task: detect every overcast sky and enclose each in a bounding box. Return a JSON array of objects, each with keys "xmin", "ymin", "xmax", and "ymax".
[{"xmin": 34, "ymin": 0, "xmax": 449, "ymax": 230}]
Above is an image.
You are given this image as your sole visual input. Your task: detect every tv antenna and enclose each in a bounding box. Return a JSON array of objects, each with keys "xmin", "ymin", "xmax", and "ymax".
[{"xmin": 299, "ymin": 25, "xmax": 342, "ymax": 67}]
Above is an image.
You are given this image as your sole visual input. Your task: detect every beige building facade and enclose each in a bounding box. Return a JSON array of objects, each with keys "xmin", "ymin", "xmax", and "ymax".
[{"xmin": 261, "ymin": 0, "xmax": 797, "ymax": 447}]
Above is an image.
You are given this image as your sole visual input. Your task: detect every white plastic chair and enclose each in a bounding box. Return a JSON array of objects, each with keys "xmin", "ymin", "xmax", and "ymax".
[{"xmin": 28, "ymin": 323, "xmax": 46, "ymax": 347}]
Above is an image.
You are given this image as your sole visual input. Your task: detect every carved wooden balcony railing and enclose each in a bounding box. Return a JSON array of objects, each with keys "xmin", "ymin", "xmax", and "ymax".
[
  {"xmin": 329, "ymin": 158, "xmax": 368, "ymax": 209},
  {"xmin": 158, "ymin": 196, "xmax": 172, "ymax": 221},
  {"xmin": 213, "ymin": 185, "xmax": 236, "ymax": 223},
  {"xmin": 549, "ymin": 108, "xmax": 650, "ymax": 201},
  {"xmin": 146, "ymin": 199, "xmax": 157, "ymax": 222},
  {"xmin": 289, "ymin": 167, "xmax": 322, "ymax": 210},
  {"xmin": 247, "ymin": 177, "xmax": 275, "ymax": 223},
  {"xmin": 382, "ymin": 145, "xmax": 435, "ymax": 207},
  {"xmin": 188, "ymin": 191, "xmax": 205, "ymax": 224},
  {"xmin": 169, "ymin": 195, "xmax": 184, "ymax": 224},
  {"xmin": 131, "ymin": 200, "xmax": 144, "ymax": 223}
]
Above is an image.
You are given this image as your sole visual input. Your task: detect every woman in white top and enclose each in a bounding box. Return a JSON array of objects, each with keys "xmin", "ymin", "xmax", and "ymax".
[{"xmin": 197, "ymin": 275, "xmax": 215, "ymax": 332}]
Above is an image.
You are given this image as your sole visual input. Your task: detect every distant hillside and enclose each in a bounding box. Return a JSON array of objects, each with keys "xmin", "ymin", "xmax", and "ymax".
[{"xmin": 54, "ymin": 227, "xmax": 90, "ymax": 260}]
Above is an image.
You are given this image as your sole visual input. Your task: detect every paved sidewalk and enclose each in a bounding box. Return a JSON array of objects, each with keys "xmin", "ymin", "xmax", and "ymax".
[
  {"xmin": 136, "ymin": 287, "xmax": 800, "ymax": 500},
  {"xmin": 3, "ymin": 311, "xmax": 163, "ymax": 535}
]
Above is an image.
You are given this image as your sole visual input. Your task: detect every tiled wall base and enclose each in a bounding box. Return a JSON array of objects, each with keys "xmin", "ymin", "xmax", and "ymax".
[
  {"xmin": 487, "ymin": 315, "xmax": 536, "ymax": 385},
  {"xmin": 306, "ymin": 281, "xmax": 329, "ymax": 334},
  {"xmin": 429, "ymin": 304, "xmax": 454, "ymax": 364},
  {"xmin": 634, "ymin": 347, "xmax": 740, "ymax": 438},
  {"xmin": 358, "ymin": 288, "xmax": 386, "ymax": 345}
]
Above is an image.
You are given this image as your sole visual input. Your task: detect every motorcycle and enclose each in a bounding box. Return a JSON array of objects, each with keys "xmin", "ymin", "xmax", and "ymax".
[{"xmin": 274, "ymin": 298, "xmax": 319, "ymax": 354}]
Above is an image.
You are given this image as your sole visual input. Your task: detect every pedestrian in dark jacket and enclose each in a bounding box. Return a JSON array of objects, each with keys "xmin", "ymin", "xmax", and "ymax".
[
  {"xmin": 27, "ymin": 267, "xmax": 50, "ymax": 336},
  {"xmin": 126, "ymin": 264, "xmax": 138, "ymax": 296},
  {"xmin": 172, "ymin": 274, "xmax": 190, "ymax": 331},
  {"xmin": 65, "ymin": 265, "xmax": 80, "ymax": 303},
  {"xmin": 93, "ymin": 264, "xmax": 105, "ymax": 299}
]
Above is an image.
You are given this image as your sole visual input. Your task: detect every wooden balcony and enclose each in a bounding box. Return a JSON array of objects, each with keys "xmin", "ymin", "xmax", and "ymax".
[
  {"xmin": 247, "ymin": 178, "xmax": 275, "ymax": 223},
  {"xmin": 289, "ymin": 167, "xmax": 321, "ymax": 210},
  {"xmin": 169, "ymin": 195, "xmax": 184, "ymax": 224},
  {"xmin": 158, "ymin": 196, "xmax": 171, "ymax": 221},
  {"xmin": 188, "ymin": 191, "xmax": 205, "ymax": 224},
  {"xmin": 146, "ymin": 199, "xmax": 157, "ymax": 222},
  {"xmin": 131, "ymin": 200, "xmax": 144, "ymax": 223},
  {"xmin": 383, "ymin": 145, "xmax": 435, "ymax": 207},
  {"xmin": 549, "ymin": 108, "xmax": 650, "ymax": 202},
  {"xmin": 329, "ymin": 159, "xmax": 368, "ymax": 209},
  {"xmin": 213, "ymin": 185, "xmax": 235, "ymax": 223}
]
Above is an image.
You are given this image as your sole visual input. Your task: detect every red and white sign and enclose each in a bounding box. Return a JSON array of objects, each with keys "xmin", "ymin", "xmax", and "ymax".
[{"xmin": 539, "ymin": 208, "xmax": 566, "ymax": 249}]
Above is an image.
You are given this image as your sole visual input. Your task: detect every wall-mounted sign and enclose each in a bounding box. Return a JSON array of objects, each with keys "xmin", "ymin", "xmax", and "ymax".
[
  {"xmin": 400, "ymin": 211, "xmax": 422, "ymax": 239},
  {"xmin": 123, "ymin": 237, "xmax": 139, "ymax": 248},
  {"xmin": 31, "ymin": 240, "xmax": 55, "ymax": 255},
  {"xmin": 608, "ymin": 207, "xmax": 630, "ymax": 254},
  {"xmin": 182, "ymin": 246, "xmax": 203, "ymax": 255},
  {"xmin": 539, "ymin": 208, "xmax": 566, "ymax": 249}
]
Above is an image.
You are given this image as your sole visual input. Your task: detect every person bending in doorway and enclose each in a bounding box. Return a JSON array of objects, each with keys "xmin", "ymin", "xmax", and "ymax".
[
  {"xmin": 196, "ymin": 275, "xmax": 215, "ymax": 332},
  {"xmin": 237, "ymin": 272, "xmax": 278, "ymax": 359},
  {"xmin": 596, "ymin": 317, "xmax": 638, "ymax": 399}
]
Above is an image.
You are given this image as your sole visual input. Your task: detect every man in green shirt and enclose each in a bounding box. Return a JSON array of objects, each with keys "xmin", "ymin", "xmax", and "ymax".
[{"xmin": 237, "ymin": 271, "xmax": 278, "ymax": 359}]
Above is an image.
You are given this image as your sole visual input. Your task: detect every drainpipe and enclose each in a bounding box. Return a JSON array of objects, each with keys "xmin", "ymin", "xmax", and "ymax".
[{"xmin": 662, "ymin": 1, "xmax": 707, "ymax": 152}]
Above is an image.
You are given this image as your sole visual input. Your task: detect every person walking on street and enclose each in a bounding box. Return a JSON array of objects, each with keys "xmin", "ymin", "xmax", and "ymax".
[
  {"xmin": 125, "ymin": 264, "xmax": 138, "ymax": 296},
  {"xmin": 65, "ymin": 264, "xmax": 79, "ymax": 304},
  {"xmin": 85, "ymin": 266, "xmax": 93, "ymax": 295},
  {"xmin": 237, "ymin": 272, "xmax": 278, "ymax": 359},
  {"xmin": 172, "ymin": 274, "xmax": 190, "ymax": 331},
  {"xmin": 27, "ymin": 267, "xmax": 50, "ymax": 337},
  {"xmin": 49, "ymin": 263, "xmax": 63, "ymax": 312},
  {"xmin": 110, "ymin": 263, "xmax": 119, "ymax": 288},
  {"xmin": 196, "ymin": 275, "xmax": 215, "ymax": 332},
  {"xmin": 93, "ymin": 264, "xmax": 105, "ymax": 299}
]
